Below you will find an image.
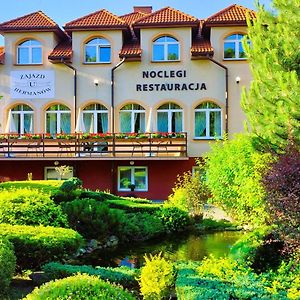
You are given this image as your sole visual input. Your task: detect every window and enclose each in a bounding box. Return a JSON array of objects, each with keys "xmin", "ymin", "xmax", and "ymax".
[
  {"xmin": 17, "ymin": 39, "xmax": 42, "ymax": 64},
  {"xmin": 44, "ymin": 167, "xmax": 74, "ymax": 180},
  {"xmin": 152, "ymin": 36, "xmax": 179, "ymax": 61},
  {"xmin": 224, "ymin": 34, "xmax": 249, "ymax": 60},
  {"xmin": 46, "ymin": 104, "xmax": 71, "ymax": 135},
  {"xmin": 157, "ymin": 102, "xmax": 183, "ymax": 133},
  {"xmin": 82, "ymin": 103, "xmax": 108, "ymax": 133},
  {"xmin": 11, "ymin": 104, "xmax": 34, "ymax": 134},
  {"xmin": 194, "ymin": 102, "xmax": 222, "ymax": 139},
  {"xmin": 120, "ymin": 104, "xmax": 145, "ymax": 133},
  {"xmin": 118, "ymin": 166, "xmax": 148, "ymax": 191},
  {"xmin": 85, "ymin": 38, "xmax": 111, "ymax": 63}
]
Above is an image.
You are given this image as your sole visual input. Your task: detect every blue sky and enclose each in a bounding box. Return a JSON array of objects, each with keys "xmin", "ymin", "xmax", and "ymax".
[{"xmin": 0, "ymin": 0, "xmax": 273, "ymax": 45}]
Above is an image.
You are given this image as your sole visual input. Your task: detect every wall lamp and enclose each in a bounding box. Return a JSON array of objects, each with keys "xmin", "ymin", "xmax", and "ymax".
[
  {"xmin": 235, "ymin": 76, "xmax": 241, "ymax": 84},
  {"xmin": 94, "ymin": 79, "xmax": 99, "ymax": 86}
]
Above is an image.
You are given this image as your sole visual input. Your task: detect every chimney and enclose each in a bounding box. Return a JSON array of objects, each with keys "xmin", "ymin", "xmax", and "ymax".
[{"xmin": 133, "ymin": 6, "xmax": 152, "ymax": 14}]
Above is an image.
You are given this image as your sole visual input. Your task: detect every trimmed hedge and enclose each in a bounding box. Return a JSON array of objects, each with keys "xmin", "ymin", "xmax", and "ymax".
[
  {"xmin": 0, "ymin": 180, "xmax": 62, "ymax": 193},
  {"xmin": 23, "ymin": 274, "xmax": 136, "ymax": 300},
  {"xmin": 0, "ymin": 224, "xmax": 84, "ymax": 270},
  {"xmin": 0, "ymin": 237, "xmax": 16, "ymax": 294},
  {"xmin": 0, "ymin": 188, "xmax": 68, "ymax": 227},
  {"xmin": 105, "ymin": 199, "xmax": 162, "ymax": 213},
  {"xmin": 42, "ymin": 262, "xmax": 140, "ymax": 288}
]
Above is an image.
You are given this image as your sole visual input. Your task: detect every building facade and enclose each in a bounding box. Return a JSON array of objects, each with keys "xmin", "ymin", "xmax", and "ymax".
[{"xmin": 0, "ymin": 5, "xmax": 255, "ymax": 199}]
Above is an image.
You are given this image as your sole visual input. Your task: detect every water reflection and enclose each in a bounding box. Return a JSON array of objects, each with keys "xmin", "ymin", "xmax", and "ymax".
[{"xmin": 78, "ymin": 231, "xmax": 242, "ymax": 268}]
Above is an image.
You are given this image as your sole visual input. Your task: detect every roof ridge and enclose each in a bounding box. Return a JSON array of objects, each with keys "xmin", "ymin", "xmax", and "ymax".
[
  {"xmin": 65, "ymin": 9, "xmax": 126, "ymax": 27},
  {"xmin": 36, "ymin": 11, "xmax": 58, "ymax": 27},
  {"xmin": 120, "ymin": 11, "xmax": 147, "ymax": 18},
  {"xmin": 206, "ymin": 4, "xmax": 236, "ymax": 21}
]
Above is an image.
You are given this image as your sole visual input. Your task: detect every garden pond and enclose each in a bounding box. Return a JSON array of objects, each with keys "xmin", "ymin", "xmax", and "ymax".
[{"xmin": 76, "ymin": 231, "xmax": 242, "ymax": 268}]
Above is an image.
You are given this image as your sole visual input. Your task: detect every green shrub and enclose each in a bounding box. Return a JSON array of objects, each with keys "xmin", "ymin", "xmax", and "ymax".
[
  {"xmin": 51, "ymin": 177, "xmax": 82, "ymax": 203},
  {"xmin": 0, "ymin": 188, "xmax": 68, "ymax": 227},
  {"xmin": 205, "ymin": 134, "xmax": 272, "ymax": 227},
  {"xmin": 0, "ymin": 224, "xmax": 83, "ymax": 270},
  {"xmin": 119, "ymin": 212, "xmax": 165, "ymax": 242},
  {"xmin": 59, "ymin": 177, "xmax": 82, "ymax": 193},
  {"xmin": 0, "ymin": 180, "xmax": 62, "ymax": 193},
  {"xmin": 139, "ymin": 253, "xmax": 175, "ymax": 300},
  {"xmin": 78, "ymin": 190, "xmax": 108, "ymax": 202},
  {"xmin": 23, "ymin": 274, "xmax": 136, "ymax": 300},
  {"xmin": 0, "ymin": 237, "xmax": 16, "ymax": 294},
  {"xmin": 156, "ymin": 207, "xmax": 190, "ymax": 233},
  {"xmin": 62, "ymin": 199, "xmax": 125, "ymax": 240},
  {"xmin": 106, "ymin": 199, "xmax": 162, "ymax": 213},
  {"xmin": 42, "ymin": 262, "xmax": 140, "ymax": 288}
]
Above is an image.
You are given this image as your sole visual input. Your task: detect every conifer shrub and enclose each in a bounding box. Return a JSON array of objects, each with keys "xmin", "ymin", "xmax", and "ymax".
[
  {"xmin": 0, "ymin": 188, "xmax": 68, "ymax": 227},
  {"xmin": 139, "ymin": 253, "xmax": 175, "ymax": 300},
  {"xmin": 0, "ymin": 237, "xmax": 16, "ymax": 294},
  {"xmin": 0, "ymin": 224, "xmax": 83, "ymax": 270},
  {"xmin": 23, "ymin": 274, "xmax": 136, "ymax": 300}
]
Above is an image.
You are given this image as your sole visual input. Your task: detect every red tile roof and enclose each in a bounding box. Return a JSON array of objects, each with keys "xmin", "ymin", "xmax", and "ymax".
[
  {"xmin": 119, "ymin": 39, "xmax": 141, "ymax": 59},
  {"xmin": 48, "ymin": 39, "xmax": 72, "ymax": 62},
  {"xmin": 134, "ymin": 6, "xmax": 199, "ymax": 28},
  {"xmin": 64, "ymin": 9, "xmax": 128, "ymax": 32},
  {"xmin": 0, "ymin": 46, "xmax": 4, "ymax": 64},
  {"xmin": 205, "ymin": 4, "xmax": 256, "ymax": 26},
  {"xmin": 191, "ymin": 37, "xmax": 214, "ymax": 57},
  {"xmin": 120, "ymin": 12, "xmax": 148, "ymax": 25},
  {"xmin": 0, "ymin": 11, "xmax": 63, "ymax": 34}
]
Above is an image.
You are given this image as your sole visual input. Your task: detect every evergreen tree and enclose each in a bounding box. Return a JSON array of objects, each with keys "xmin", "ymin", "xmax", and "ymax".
[{"xmin": 242, "ymin": 0, "xmax": 300, "ymax": 152}]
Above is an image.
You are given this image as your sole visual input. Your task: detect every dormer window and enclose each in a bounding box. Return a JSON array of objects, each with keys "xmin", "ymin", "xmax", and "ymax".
[
  {"xmin": 17, "ymin": 39, "xmax": 42, "ymax": 64},
  {"xmin": 85, "ymin": 38, "xmax": 111, "ymax": 63},
  {"xmin": 152, "ymin": 36, "xmax": 179, "ymax": 62},
  {"xmin": 224, "ymin": 34, "xmax": 248, "ymax": 60}
]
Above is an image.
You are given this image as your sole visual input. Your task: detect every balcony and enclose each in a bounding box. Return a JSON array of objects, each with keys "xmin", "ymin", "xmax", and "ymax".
[{"xmin": 0, "ymin": 133, "xmax": 188, "ymax": 160}]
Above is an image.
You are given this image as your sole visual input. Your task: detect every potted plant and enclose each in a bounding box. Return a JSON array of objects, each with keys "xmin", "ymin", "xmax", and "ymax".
[{"xmin": 128, "ymin": 183, "xmax": 135, "ymax": 192}]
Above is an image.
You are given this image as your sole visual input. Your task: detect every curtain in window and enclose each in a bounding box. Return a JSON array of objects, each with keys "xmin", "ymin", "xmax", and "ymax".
[
  {"xmin": 12, "ymin": 114, "xmax": 20, "ymax": 133},
  {"xmin": 47, "ymin": 114, "xmax": 57, "ymax": 135},
  {"xmin": 83, "ymin": 113, "xmax": 93, "ymax": 133},
  {"xmin": 24, "ymin": 114, "xmax": 33, "ymax": 133},
  {"xmin": 211, "ymin": 111, "xmax": 221, "ymax": 137},
  {"xmin": 174, "ymin": 112, "xmax": 182, "ymax": 132},
  {"xmin": 195, "ymin": 111, "xmax": 206, "ymax": 137},
  {"xmin": 100, "ymin": 113, "xmax": 108, "ymax": 133},
  {"xmin": 120, "ymin": 112, "xmax": 131, "ymax": 132},
  {"xmin": 75, "ymin": 108, "xmax": 86, "ymax": 133},
  {"xmin": 61, "ymin": 113, "xmax": 71, "ymax": 133},
  {"xmin": 134, "ymin": 112, "xmax": 145, "ymax": 133},
  {"xmin": 157, "ymin": 112, "xmax": 168, "ymax": 132}
]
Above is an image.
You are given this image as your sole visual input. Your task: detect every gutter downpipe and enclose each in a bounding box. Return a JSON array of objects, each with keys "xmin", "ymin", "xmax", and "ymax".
[
  {"xmin": 111, "ymin": 57, "xmax": 126, "ymax": 195},
  {"xmin": 61, "ymin": 59, "xmax": 77, "ymax": 129},
  {"xmin": 207, "ymin": 56, "xmax": 229, "ymax": 134}
]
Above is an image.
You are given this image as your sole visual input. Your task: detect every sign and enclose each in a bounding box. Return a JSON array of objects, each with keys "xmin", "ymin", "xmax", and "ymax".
[
  {"xmin": 136, "ymin": 69, "xmax": 207, "ymax": 92},
  {"xmin": 11, "ymin": 71, "xmax": 55, "ymax": 99}
]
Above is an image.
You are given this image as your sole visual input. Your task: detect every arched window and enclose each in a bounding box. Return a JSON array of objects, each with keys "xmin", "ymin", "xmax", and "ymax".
[
  {"xmin": 157, "ymin": 102, "xmax": 183, "ymax": 133},
  {"xmin": 224, "ymin": 34, "xmax": 248, "ymax": 59},
  {"xmin": 194, "ymin": 102, "xmax": 222, "ymax": 139},
  {"xmin": 17, "ymin": 39, "xmax": 42, "ymax": 64},
  {"xmin": 11, "ymin": 104, "xmax": 34, "ymax": 134},
  {"xmin": 85, "ymin": 38, "xmax": 111, "ymax": 63},
  {"xmin": 120, "ymin": 104, "xmax": 145, "ymax": 133},
  {"xmin": 46, "ymin": 104, "xmax": 71, "ymax": 135},
  {"xmin": 152, "ymin": 36, "xmax": 179, "ymax": 61},
  {"xmin": 82, "ymin": 103, "xmax": 108, "ymax": 133}
]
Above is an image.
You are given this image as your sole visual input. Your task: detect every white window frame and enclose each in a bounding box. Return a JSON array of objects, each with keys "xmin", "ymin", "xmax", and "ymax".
[
  {"xmin": 152, "ymin": 36, "xmax": 180, "ymax": 62},
  {"xmin": 223, "ymin": 34, "xmax": 248, "ymax": 60},
  {"xmin": 118, "ymin": 166, "xmax": 148, "ymax": 192},
  {"xmin": 45, "ymin": 104, "xmax": 71, "ymax": 134},
  {"xmin": 84, "ymin": 38, "xmax": 111, "ymax": 64},
  {"xmin": 194, "ymin": 103, "xmax": 222, "ymax": 140},
  {"xmin": 157, "ymin": 103, "xmax": 183, "ymax": 133},
  {"xmin": 82, "ymin": 104, "xmax": 108, "ymax": 133},
  {"xmin": 11, "ymin": 104, "xmax": 34, "ymax": 134},
  {"xmin": 17, "ymin": 39, "xmax": 42, "ymax": 65},
  {"xmin": 44, "ymin": 166, "xmax": 74, "ymax": 180},
  {"xmin": 120, "ymin": 104, "xmax": 146, "ymax": 133}
]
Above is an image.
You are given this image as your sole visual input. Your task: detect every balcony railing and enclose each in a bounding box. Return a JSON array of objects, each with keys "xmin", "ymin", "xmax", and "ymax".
[{"xmin": 0, "ymin": 133, "xmax": 188, "ymax": 159}]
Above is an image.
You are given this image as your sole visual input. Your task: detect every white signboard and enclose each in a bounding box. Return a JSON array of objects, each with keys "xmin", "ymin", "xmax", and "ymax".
[{"xmin": 11, "ymin": 70, "xmax": 55, "ymax": 99}]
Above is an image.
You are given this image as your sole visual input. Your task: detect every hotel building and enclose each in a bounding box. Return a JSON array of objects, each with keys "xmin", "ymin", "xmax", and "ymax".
[{"xmin": 0, "ymin": 4, "xmax": 255, "ymax": 199}]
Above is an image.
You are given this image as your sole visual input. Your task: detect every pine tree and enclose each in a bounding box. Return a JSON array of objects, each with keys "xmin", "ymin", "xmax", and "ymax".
[{"xmin": 242, "ymin": 0, "xmax": 300, "ymax": 152}]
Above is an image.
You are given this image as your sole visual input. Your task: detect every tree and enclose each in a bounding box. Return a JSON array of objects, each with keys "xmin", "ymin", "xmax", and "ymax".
[{"xmin": 242, "ymin": 0, "xmax": 300, "ymax": 152}]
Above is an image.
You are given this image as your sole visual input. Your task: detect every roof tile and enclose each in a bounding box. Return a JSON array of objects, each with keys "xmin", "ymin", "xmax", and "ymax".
[
  {"xmin": 0, "ymin": 11, "xmax": 61, "ymax": 32},
  {"xmin": 48, "ymin": 39, "xmax": 72, "ymax": 62},
  {"xmin": 205, "ymin": 4, "xmax": 256, "ymax": 26},
  {"xmin": 119, "ymin": 39, "xmax": 141, "ymax": 59},
  {"xmin": 120, "ymin": 11, "xmax": 148, "ymax": 25},
  {"xmin": 0, "ymin": 46, "xmax": 4, "ymax": 64},
  {"xmin": 134, "ymin": 6, "xmax": 199, "ymax": 28},
  {"xmin": 64, "ymin": 9, "xmax": 128, "ymax": 31},
  {"xmin": 191, "ymin": 37, "xmax": 214, "ymax": 56}
]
